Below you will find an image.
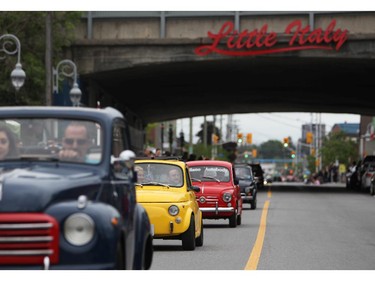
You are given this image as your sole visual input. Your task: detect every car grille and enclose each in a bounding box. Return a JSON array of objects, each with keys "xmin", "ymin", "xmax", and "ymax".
[{"xmin": 0, "ymin": 213, "xmax": 59, "ymax": 265}]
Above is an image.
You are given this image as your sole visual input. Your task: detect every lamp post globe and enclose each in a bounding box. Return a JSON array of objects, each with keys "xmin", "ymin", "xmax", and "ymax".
[
  {"xmin": 11, "ymin": 62, "xmax": 26, "ymax": 91},
  {"xmin": 69, "ymin": 82, "xmax": 82, "ymax": 107},
  {"xmin": 1, "ymin": 34, "xmax": 25, "ymax": 91}
]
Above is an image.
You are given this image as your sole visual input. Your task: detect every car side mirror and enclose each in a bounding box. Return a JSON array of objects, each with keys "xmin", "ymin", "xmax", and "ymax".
[
  {"xmin": 112, "ymin": 150, "xmax": 136, "ymax": 169},
  {"xmin": 191, "ymin": 186, "xmax": 201, "ymax": 192},
  {"xmin": 234, "ymin": 178, "xmax": 239, "ymax": 185}
]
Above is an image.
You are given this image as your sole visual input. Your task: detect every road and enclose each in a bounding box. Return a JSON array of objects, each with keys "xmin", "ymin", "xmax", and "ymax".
[{"xmin": 150, "ymin": 182, "xmax": 375, "ymax": 270}]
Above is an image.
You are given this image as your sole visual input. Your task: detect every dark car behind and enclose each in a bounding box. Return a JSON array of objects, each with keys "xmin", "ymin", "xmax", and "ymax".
[
  {"xmin": 234, "ymin": 163, "xmax": 257, "ymax": 210},
  {"xmin": 250, "ymin": 163, "xmax": 265, "ymax": 189}
]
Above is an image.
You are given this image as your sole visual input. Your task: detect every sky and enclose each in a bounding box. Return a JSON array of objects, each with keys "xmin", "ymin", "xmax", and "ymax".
[{"xmin": 176, "ymin": 112, "xmax": 361, "ymax": 145}]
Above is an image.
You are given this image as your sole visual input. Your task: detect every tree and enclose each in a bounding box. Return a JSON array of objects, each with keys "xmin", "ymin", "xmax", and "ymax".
[
  {"xmin": 258, "ymin": 140, "xmax": 285, "ymax": 159},
  {"xmin": 0, "ymin": 11, "xmax": 82, "ymax": 105},
  {"xmin": 320, "ymin": 131, "xmax": 358, "ymax": 167}
]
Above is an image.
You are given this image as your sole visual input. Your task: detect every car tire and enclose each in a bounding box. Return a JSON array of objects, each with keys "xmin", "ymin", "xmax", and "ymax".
[
  {"xmin": 250, "ymin": 196, "xmax": 257, "ymax": 210},
  {"xmin": 237, "ymin": 213, "xmax": 242, "ymax": 225},
  {"xmin": 182, "ymin": 216, "xmax": 196, "ymax": 251},
  {"xmin": 115, "ymin": 241, "xmax": 125, "ymax": 269},
  {"xmin": 229, "ymin": 211, "xmax": 237, "ymax": 228},
  {"xmin": 195, "ymin": 217, "xmax": 204, "ymax": 247}
]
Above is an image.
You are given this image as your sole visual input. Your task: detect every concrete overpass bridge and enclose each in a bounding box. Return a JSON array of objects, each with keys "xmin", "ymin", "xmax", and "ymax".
[{"xmin": 65, "ymin": 11, "xmax": 375, "ymax": 149}]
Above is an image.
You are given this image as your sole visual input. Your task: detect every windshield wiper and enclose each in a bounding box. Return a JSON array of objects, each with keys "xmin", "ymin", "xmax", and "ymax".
[
  {"xmin": 191, "ymin": 177, "xmax": 202, "ymax": 183},
  {"xmin": 18, "ymin": 155, "xmax": 60, "ymax": 162},
  {"xmin": 141, "ymin": 181, "xmax": 170, "ymax": 188},
  {"xmin": 202, "ymin": 176, "xmax": 220, "ymax": 183}
]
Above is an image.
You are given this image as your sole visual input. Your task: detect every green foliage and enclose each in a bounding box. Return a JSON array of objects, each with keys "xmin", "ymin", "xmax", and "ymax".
[
  {"xmin": 320, "ymin": 131, "xmax": 358, "ymax": 167},
  {"xmin": 0, "ymin": 11, "xmax": 82, "ymax": 105},
  {"xmin": 192, "ymin": 143, "xmax": 214, "ymax": 159},
  {"xmin": 258, "ymin": 139, "xmax": 285, "ymax": 159},
  {"xmin": 306, "ymin": 155, "xmax": 316, "ymax": 174}
]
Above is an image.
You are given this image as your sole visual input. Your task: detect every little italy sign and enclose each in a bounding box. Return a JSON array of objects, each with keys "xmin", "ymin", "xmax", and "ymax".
[{"xmin": 194, "ymin": 19, "xmax": 348, "ymax": 56}]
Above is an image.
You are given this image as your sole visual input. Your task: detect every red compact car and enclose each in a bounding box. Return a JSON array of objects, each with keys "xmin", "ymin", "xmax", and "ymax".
[{"xmin": 187, "ymin": 160, "xmax": 242, "ymax": 228}]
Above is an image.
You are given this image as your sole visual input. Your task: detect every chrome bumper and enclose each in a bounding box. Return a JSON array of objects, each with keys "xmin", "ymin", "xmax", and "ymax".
[{"xmin": 200, "ymin": 207, "xmax": 234, "ymax": 213}]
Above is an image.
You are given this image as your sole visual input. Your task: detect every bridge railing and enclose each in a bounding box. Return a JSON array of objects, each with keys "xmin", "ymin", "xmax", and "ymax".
[{"xmin": 82, "ymin": 11, "xmax": 360, "ymax": 39}]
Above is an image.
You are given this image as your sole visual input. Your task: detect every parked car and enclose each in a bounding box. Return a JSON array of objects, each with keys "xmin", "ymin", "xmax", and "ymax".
[
  {"xmin": 370, "ymin": 173, "xmax": 375, "ymax": 196},
  {"xmin": 134, "ymin": 158, "xmax": 203, "ymax": 251},
  {"xmin": 234, "ymin": 163, "xmax": 258, "ymax": 209},
  {"xmin": 356, "ymin": 156, "xmax": 375, "ymax": 191},
  {"xmin": 360, "ymin": 162, "xmax": 375, "ymax": 192},
  {"xmin": 250, "ymin": 163, "xmax": 265, "ymax": 188},
  {"xmin": 0, "ymin": 106, "xmax": 153, "ymax": 270},
  {"xmin": 187, "ymin": 160, "xmax": 243, "ymax": 228}
]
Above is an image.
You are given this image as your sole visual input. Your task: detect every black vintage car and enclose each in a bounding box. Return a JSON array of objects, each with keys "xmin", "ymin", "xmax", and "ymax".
[
  {"xmin": 250, "ymin": 163, "xmax": 265, "ymax": 189},
  {"xmin": 0, "ymin": 106, "xmax": 153, "ymax": 269},
  {"xmin": 234, "ymin": 163, "xmax": 257, "ymax": 210}
]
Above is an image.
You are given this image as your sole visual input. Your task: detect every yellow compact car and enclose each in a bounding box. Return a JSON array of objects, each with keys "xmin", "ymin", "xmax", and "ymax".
[{"xmin": 135, "ymin": 158, "xmax": 203, "ymax": 250}]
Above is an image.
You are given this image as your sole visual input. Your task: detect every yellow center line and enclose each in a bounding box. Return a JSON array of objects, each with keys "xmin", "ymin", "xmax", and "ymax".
[
  {"xmin": 267, "ymin": 186, "xmax": 272, "ymax": 198},
  {"xmin": 244, "ymin": 187, "xmax": 272, "ymax": 270}
]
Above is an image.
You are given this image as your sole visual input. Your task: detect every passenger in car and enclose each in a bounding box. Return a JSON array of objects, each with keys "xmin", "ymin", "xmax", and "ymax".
[
  {"xmin": 168, "ymin": 168, "xmax": 182, "ymax": 186},
  {"xmin": 0, "ymin": 125, "xmax": 20, "ymax": 160},
  {"xmin": 59, "ymin": 122, "xmax": 91, "ymax": 162},
  {"xmin": 135, "ymin": 165, "xmax": 145, "ymax": 183}
]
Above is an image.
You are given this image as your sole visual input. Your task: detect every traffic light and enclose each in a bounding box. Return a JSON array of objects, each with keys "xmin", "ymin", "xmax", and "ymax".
[
  {"xmin": 291, "ymin": 150, "xmax": 296, "ymax": 158},
  {"xmin": 244, "ymin": 151, "xmax": 249, "ymax": 158},
  {"xmin": 283, "ymin": 137, "xmax": 289, "ymax": 147},
  {"xmin": 246, "ymin": 133, "xmax": 252, "ymax": 144},
  {"xmin": 252, "ymin": 149, "xmax": 257, "ymax": 158},
  {"xmin": 237, "ymin": 133, "xmax": 243, "ymax": 143},
  {"xmin": 306, "ymin": 132, "xmax": 313, "ymax": 144}
]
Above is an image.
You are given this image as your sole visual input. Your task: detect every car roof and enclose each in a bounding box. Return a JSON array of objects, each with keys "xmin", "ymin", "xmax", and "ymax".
[
  {"xmin": 234, "ymin": 163, "xmax": 251, "ymax": 166},
  {"xmin": 186, "ymin": 160, "xmax": 233, "ymax": 168},
  {"xmin": 135, "ymin": 158, "xmax": 187, "ymax": 168},
  {"xmin": 363, "ymin": 155, "xmax": 375, "ymax": 163},
  {"xmin": 0, "ymin": 106, "xmax": 124, "ymax": 123}
]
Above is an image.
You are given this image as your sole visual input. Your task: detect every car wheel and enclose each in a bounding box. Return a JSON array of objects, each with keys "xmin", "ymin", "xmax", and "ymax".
[
  {"xmin": 251, "ymin": 196, "xmax": 257, "ymax": 210},
  {"xmin": 237, "ymin": 213, "xmax": 242, "ymax": 225},
  {"xmin": 115, "ymin": 242, "xmax": 125, "ymax": 269},
  {"xmin": 182, "ymin": 216, "xmax": 196, "ymax": 251},
  {"xmin": 229, "ymin": 211, "xmax": 237, "ymax": 228},
  {"xmin": 195, "ymin": 217, "xmax": 204, "ymax": 247}
]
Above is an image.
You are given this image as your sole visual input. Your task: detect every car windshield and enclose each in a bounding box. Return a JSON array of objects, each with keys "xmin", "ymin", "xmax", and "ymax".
[
  {"xmin": 234, "ymin": 166, "xmax": 252, "ymax": 180},
  {"xmin": 135, "ymin": 162, "xmax": 184, "ymax": 187},
  {"xmin": 0, "ymin": 117, "xmax": 102, "ymax": 165},
  {"xmin": 189, "ymin": 165, "xmax": 230, "ymax": 182}
]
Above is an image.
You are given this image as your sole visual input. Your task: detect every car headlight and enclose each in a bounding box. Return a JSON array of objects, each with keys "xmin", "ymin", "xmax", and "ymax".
[
  {"xmin": 64, "ymin": 213, "xmax": 95, "ymax": 246},
  {"xmin": 168, "ymin": 205, "xmax": 179, "ymax": 216},
  {"xmin": 222, "ymin": 192, "xmax": 232, "ymax": 202}
]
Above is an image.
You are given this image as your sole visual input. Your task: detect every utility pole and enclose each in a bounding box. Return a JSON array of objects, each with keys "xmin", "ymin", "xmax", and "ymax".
[
  {"xmin": 189, "ymin": 117, "xmax": 193, "ymax": 154},
  {"xmin": 203, "ymin": 115, "xmax": 207, "ymax": 148},
  {"xmin": 45, "ymin": 12, "xmax": 52, "ymax": 106}
]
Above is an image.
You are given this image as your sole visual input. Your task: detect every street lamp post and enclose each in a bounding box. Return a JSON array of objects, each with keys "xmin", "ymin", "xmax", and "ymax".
[
  {"xmin": 52, "ymin": 59, "xmax": 82, "ymax": 107},
  {"xmin": 0, "ymin": 34, "xmax": 26, "ymax": 91}
]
